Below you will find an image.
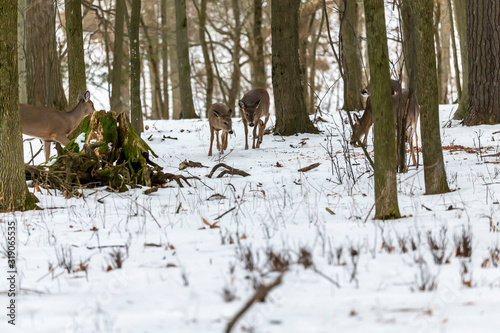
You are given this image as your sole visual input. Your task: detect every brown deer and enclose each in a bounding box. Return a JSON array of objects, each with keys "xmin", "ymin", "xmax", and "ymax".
[
  {"xmin": 350, "ymin": 86, "xmax": 420, "ymax": 166},
  {"xmin": 207, "ymin": 103, "xmax": 233, "ymax": 156},
  {"xmin": 238, "ymin": 88, "xmax": 270, "ymax": 150},
  {"xmin": 21, "ymin": 91, "xmax": 96, "ymax": 161}
]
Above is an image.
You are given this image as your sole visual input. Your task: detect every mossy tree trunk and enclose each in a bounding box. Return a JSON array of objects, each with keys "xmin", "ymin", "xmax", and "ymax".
[
  {"xmin": 364, "ymin": 0, "xmax": 401, "ymax": 219},
  {"xmin": 340, "ymin": 0, "xmax": 363, "ymax": 111},
  {"xmin": 272, "ymin": 0, "xmax": 318, "ymax": 135},
  {"xmin": 0, "ymin": 0, "xmax": 39, "ymax": 211},
  {"xmin": 412, "ymin": 0, "xmax": 450, "ymax": 194},
  {"xmin": 130, "ymin": 0, "xmax": 143, "ymax": 132}
]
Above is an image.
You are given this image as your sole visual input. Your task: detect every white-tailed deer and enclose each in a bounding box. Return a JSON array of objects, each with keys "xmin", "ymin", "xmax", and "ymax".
[
  {"xmin": 207, "ymin": 103, "xmax": 233, "ymax": 156},
  {"xmin": 21, "ymin": 91, "xmax": 95, "ymax": 162},
  {"xmin": 238, "ymin": 88, "xmax": 270, "ymax": 150},
  {"xmin": 351, "ymin": 87, "xmax": 420, "ymax": 166}
]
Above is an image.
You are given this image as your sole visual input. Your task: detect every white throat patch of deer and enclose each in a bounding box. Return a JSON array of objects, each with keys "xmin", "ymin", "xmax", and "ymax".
[
  {"xmin": 21, "ymin": 91, "xmax": 96, "ymax": 162},
  {"xmin": 208, "ymin": 103, "xmax": 233, "ymax": 156},
  {"xmin": 238, "ymin": 88, "xmax": 270, "ymax": 150}
]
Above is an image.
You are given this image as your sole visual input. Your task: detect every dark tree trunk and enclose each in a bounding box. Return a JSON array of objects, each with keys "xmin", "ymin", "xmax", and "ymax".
[
  {"xmin": 130, "ymin": 0, "xmax": 143, "ymax": 132},
  {"xmin": 167, "ymin": 0, "xmax": 181, "ymax": 119},
  {"xmin": 252, "ymin": 0, "xmax": 266, "ymax": 89},
  {"xmin": 110, "ymin": 0, "xmax": 125, "ymax": 113},
  {"xmin": 196, "ymin": 0, "xmax": 213, "ymax": 115},
  {"xmin": 412, "ymin": 0, "xmax": 450, "ymax": 194},
  {"xmin": 340, "ymin": 0, "xmax": 363, "ymax": 111},
  {"xmin": 463, "ymin": 0, "xmax": 500, "ymax": 125},
  {"xmin": 228, "ymin": 0, "xmax": 242, "ymax": 113},
  {"xmin": 0, "ymin": 0, "xmax": 38, "ymax": 211},
  {"xmin": 175, "ymin": 0, "xmax": 198, "ymax": 119},
  {"xmin": 272, "ymin": 0, "xmax": 317, "ymax": 135},
  {"xmin": 364, "ymin": 0, "xmax": 400, "ymax": 220},
  {"xmin": 452, "ymin": 0, "xmax": 469, "ymax": 119},
  {"xmin": 447, "ymin": 0, "xmax": 461, "ymax": 101},
  {"xmin": 65, "ymin": 0, "xmax": 87, "ymax": 106}
]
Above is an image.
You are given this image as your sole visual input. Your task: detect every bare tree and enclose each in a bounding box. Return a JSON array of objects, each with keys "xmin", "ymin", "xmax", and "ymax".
[{"xmin": 130, "ymin": 0, "xmax": 143, "ymax": 132}]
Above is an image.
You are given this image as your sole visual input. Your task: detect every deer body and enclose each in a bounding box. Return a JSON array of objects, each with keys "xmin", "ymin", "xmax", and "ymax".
[
  {"xmin": 21, "ymin": 91, "xmax": 95, "ymax": 161},
  {"xmin": 208, "ymin": 103, "xmax": 233, "ymax": 156},
  {"xmin": 351, "ymin": 88, "xmax": 420, "ymax": 166},
  {"xmin": 238, "ymin": 88, "xmax": 270, "ymax": 150}
]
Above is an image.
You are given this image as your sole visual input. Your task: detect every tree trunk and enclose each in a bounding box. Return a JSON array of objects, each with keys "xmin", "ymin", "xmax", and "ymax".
[
  {"xmin": 447, "ymin": 0, "xmax": 461, "ymax": 101},
  {"xmin": 252, "ymin": 0, "xmax": 266, "ymax": 89},
  {"xmin": 161, "ymin": 0, "xmax": 170, "ymax": 119},
  {"xmin": 65, "ymin": 0, "xmax": 87, "ymax": 106},
  {"xmin": 167, "ymin": 0, "xmax": 181, "ymax": 119},
  {"xmin": 357, "ymin": 0, "xmax": 369, "ymax": 88},
  {"xmin": 26, "ymin": 0, "xmax": 67, "ymax": 110},
  {"xmin": 129, "ymin": 0, "xmax": 143, "ymax": 132},
  {"xmin": 363, "ymin": 0, "xmax": 401, "ymax": 220},
  {"xmin": 272, "ymin": 0, "xmax": 318, "ymax": 136},
  {"xmin": 308, "ymin": 9, "xmax": 325, "ymax": 115},
  {"xmin": 143, "ymin": 0, "xmax": 162, "ymax": 120},
  {"xmin": 463, "ymin": 0, "xmax": 500, "ymax": 125},
  {"xmin": 110, "ymin": 0, "xmax": 125, "ymax": 113},
  {"xmin": 227, "ymin": 0, "xmax": 242, "ymax": 113},
  {"xmin": 196, "ymin": 0, "xmax": 213, "ymax": 115},
  {"xmin": 433, "ymin": 1, "xmax": 444, "ymax": 104},
  {"xmin": 452, "ymin": 0, "xmax": 468, "ymax": 119},
  {"xmin": 340, "ymin": 0, "xmax": 363, "ymax": 111},
  {"xmin": 0, "ymin": 0, "xmax": 39, "ymax": 211},
  {"xmin": 175, "ymin": 0, "xmax": 198, "ymax": 119},
  {"xmin": 18, "ymin": 0, "xmax": 27, "ymax": 104},
  {"xmin": 439, "ymin": 0, "xmax": 451, "ymax": 104},
  {"xmin": 412, "ymin": 0, "xmax": 450, "ymax": 194}
]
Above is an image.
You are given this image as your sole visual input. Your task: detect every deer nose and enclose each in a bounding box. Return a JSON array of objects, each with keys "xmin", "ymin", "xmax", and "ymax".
[
  {"xmin": 229, "ymin": 130, "xmax": 234, "ymax": 134},
  {"xmin": 249, "ymin": 123, "xmax": 254, "ymax": 127}
]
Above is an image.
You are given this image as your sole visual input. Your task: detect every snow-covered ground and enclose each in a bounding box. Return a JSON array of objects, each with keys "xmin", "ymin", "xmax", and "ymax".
[{"xmin": 2, "ymin": 104, "xmax": 500, "ymax": 333}]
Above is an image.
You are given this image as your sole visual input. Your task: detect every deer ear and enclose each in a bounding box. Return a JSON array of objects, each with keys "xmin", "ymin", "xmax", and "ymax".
[
  {"xmin": 84, "ymin": 91, "xmax": 90, "ymax": 102},
  {"xmin": 238, "ymin": 100, "xmax": 245, "ymax": 109},
  {"xmin": 354, "ymin": 114, "xmax": 361, "ymax": 124},
  {"xmin": 213, "ymin": 109, "xmax": 220, "ymax": 117},
  {"xmin": 228, "ymin": 108, "xmax": 233, "ymax": 115},
  {"xmin": 256, "ymin": 100, "xmax": 262, "ymax": 108}
]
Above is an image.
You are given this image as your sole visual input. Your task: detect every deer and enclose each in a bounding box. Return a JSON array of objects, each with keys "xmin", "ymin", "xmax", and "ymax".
[
  {"xmin": 238, "ymin": 88, "xmax": 270, "ymax": 150},
  {"xmin": 207, "ymin": 103, "xmax": 234, "ymax": 156},
  {"xmin": 21, "ymin": 91, "xmax": 96, "ymax": 162},
  {"xmin": 350, "ymin": 83, "xmax": 420, "ymax": 166}
]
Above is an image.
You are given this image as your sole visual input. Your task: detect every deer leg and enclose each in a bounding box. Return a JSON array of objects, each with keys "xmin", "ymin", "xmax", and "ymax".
[
  {"xmin": 216, "ymin": 131, "xmax": 221, "ymax": 151},
  {"xmin": 44, "ymin": 141, "xmax": 51, "ymax": 162},
  {"xmin": 258, "ymin": 113, "xmax": 270, "ymax": 146},
  {"xmin": 222, "ymin": 131, "xmax": 228, "ymax": 150},
  {"xmin": 208, "ymin": 127, "xmax": 214, "ymax": 156},
  {"xmin": 252, "ymin": 125, "xmax": 258, "ymax": 149},
  {"xmin": 243, "ymin": 119, "xmax": 249, "ymax": 150}
]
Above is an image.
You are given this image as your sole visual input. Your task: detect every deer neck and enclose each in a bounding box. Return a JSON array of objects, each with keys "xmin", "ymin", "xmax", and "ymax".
[{"xmin": 67, "ymin": 101, "xmax": 88, "ymax": 123}]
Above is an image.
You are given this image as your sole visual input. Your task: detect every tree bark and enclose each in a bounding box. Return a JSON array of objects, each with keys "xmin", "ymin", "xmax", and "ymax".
[
  {"xmin": 110, "ymin": 0, "xmax": 125, "ymax": 113},
  {"xmin": 363, "ymin": 0, "xmax": 401, "ymax": 220},
  {"xmin": 463, "ymin": 0, "xmax": 500, "ymax": 125},
  {"xmin": 438, "ymin": 0, "xmax": 451, "ymax": 104},
  {"xmin": 227, "ymin": 0, "xmax": 242, "ymax": 113},
  {"xmin": 167, "ymin": 0, "xmax": 181, "ymax": 119},
  {"xmin": 129, "ymin": 0, "xmax": 143, "ymax": 132},
  {"xmin": 65, "ymin": 0, "xmax": 87, "ymax": 106},
  {"xmin": 18, "ymin": 0, "xmax": 27, "ymax": 104},
  {"xmin": 412, "ymin": 0, "xmax": 450, "ymax": 194},
  {"xmin": 452, "ymin": 0, "xmax": 468, "ymax": 119},
  {"xmin": 252, "ymin": 0, "xmax": 266, "ymax": 89},
  {"xmin": 196, "ymin": 0, "xmax": 213, "ymax": 115},
  {"xmin": 340, "ymin": 0, "xmax": 363, "ymax": 111},
  {"xmin": 161, "ymin": 0, "xmax": 170, "ymax": 119},
  {"xmin": 175, "ymin": 0, "xmax": 198, "ymax": 119},
  {"xmin": 447, "ymin": 0, "xmax": 461, "ymax": 101},
  {"xmin": 0, "ymin": 0, "xmax": 38, "ymax": 211},
  {"xmin": 26, "ymin": 0, "xmax": 67, "ymax": 110},
  {"xmin": 272, "ymin": 0, "xmax": 318, "ymax": 136}
]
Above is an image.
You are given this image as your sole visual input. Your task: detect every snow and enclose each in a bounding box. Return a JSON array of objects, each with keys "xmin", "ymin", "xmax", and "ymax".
[{"xmin": 2, "ymin": 104, "xmax": 500, "ymax": 333}]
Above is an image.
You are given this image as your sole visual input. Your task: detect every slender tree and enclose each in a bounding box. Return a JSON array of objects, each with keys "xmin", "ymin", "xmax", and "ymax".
[
  {"xmin": 340, "ymin": 0, "xmax": 363, "ymax": 111},
  {"xmin": 130, "ymin": 0, "xmax": 143, "ymax": 132},
  {"xmin": 65, "ymin": 0, "xmax": 87, "ymax": 106},
  {"xmin": 463, "ymin": 0, "xmax": 500, "ymax": 125},
  {"xmin": 195, "ymin": 0, "xmax": 213, "ymax": 114},
  {"xmin": 252, "ymin": 0, "xmax": 266, "ymax": 89},
  {"xmin": 412, "ymin": 0, "xmax": 450, "ymax": 194},
  {"xmin": 438, "ymin": 0, "xmax": 451, "ymax": 104},
  {"xmin": 161, "ymin": 0, "xmax": 170, "ymax": 119},
  {"xmin": 175, "ymin": 0, "xmax": 198, "ymax": 119},
  {"xmin": 110, "ymin": 0, "xmax": 125, "ymax": 113},
  {"xmin": 452, "ymin": 0, "xmax": 468, "ymax": 119},
  {"xmin": 364, "ymin": 0, "xmax": 401, "ymax": 219},
  {"xmin": 228, "ymin": 0, "xmax": 242, "ymax": 113},
  {"xmin": 0, "ymin": 0, "xmax": 38, "ymax": 211},
  {"xmin": 167, "ymin": 0, "xmax": 181, "ymax": 119},
  {"xmin": 272, "ymin": 0, "xmax": 317, "ymax": 135}
]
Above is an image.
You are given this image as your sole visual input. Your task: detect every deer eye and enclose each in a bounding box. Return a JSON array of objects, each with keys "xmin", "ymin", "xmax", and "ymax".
[
  {"xmin": 224, "ymin": 122, "xmax": 228, "ymax": 125},
  {"xmin": 246, "ymin": 113, "xmax": 249, "ymax": 117}
]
